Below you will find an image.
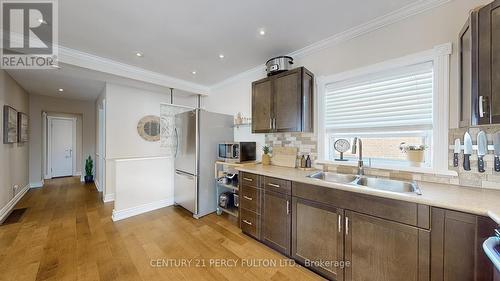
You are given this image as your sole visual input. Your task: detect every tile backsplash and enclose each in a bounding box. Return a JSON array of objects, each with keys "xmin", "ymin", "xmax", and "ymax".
[
  {"xmin": 265, "ymin": 128, "xmax": 500, "ymax": 190},
  {"xmin": 265, "ymin": 132, "xmax": 318, "ymax": 161}
]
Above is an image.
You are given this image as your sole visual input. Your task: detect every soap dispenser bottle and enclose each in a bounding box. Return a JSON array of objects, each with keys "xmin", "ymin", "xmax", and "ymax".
[{"xmin": 305, "ymin": 155, "xmax": 312, "ymax": 168}]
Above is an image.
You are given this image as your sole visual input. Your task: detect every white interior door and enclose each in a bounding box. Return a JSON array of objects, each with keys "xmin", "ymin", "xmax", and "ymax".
[{"xmin": 51, "ymin": 118, "xmax": 74, "ymax": 177}]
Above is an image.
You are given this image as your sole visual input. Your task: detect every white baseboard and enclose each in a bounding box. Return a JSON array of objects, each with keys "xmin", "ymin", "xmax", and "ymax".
[
  {"xmin": 0, "ymin": 184, "xmax": 29, "ymax": 222},
  {"xmin": 103, "ymin": 193, "xmax": 115, "ymax": 203},
  {"xmin": 94, "ymin": 179, "xmax": 102, "ymax": 192},
  {"xmin": 112, "ymin": 198, "xmax": 173, "ymax": 222},
  {"xmin": 29, "ymin": 181, "xmax": 44, "ymax": 188}
]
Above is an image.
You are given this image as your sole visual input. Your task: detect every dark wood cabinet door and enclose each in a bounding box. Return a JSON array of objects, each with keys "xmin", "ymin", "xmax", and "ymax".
[
  {"xmin": 344, "ymin": 210, "xmax": 430, "ymax": 281},
  {"xmin": 273, "ymin": 69, "xmax": 302, "ymax": 132},
  {"xmin": 483, "ymin": 1, "xmax": 500, "ymax": 124},
  {"xmin": 262, "ymin": 190, "xmax": 291, "ymax": 255},
  {"xmin": 292, "ymin": 197, "xmax": 344, "ymax": 281},
  {"xmin": 252, "ymin": 78, "xmax": 273, "ymax": 133},
  {"xmin": 430, "ymin": 208, "xmax": 497, "ymax": 281}
]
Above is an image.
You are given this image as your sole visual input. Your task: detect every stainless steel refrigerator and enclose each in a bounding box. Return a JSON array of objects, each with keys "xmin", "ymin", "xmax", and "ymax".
[{"xmin": 173, "ymin": 109, "xmax": 233, "ymax": 218}]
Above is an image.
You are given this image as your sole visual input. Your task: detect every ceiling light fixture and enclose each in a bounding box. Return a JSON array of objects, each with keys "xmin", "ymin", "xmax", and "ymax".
[
  {"xmin": 259, "ymin": 28, "xmax": 266, "ymax": 36},
  {"xmin": 58, "ymin": 88, "xmax": 64, "ymax": 92},
  {"xmin": 38, "ymin": 18, "xmax": 47, "ymax": 24},
  {"xmin": 135, "ymin": 52, "xmax": 143, "ymax": 57},
  {"xmin": 191, "ymin": 71, "xmax": 197, "ymax": 75},
  {"xmin": 218, "ymin": 54, "xmax": 225, "ymax": 59}
]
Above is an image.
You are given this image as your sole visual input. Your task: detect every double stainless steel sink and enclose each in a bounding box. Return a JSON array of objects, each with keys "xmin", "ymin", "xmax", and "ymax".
[{"xmin": 307, "ymin": 171, "xmax": 422, "ymax": 195}]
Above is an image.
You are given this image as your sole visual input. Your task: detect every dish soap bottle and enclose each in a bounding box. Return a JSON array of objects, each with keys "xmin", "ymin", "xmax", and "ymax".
[
  {"xmin": 305, "ymin": 155, "xmax": 312, "ymax": 168},
  {"xmin": 300, "ymin": 155, "xmax": 306, "ymax": 168}
]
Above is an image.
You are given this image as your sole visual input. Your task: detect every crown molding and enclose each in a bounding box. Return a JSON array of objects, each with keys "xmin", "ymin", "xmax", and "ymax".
[
  {"xmin": 58, "ymin": 46, "xmax": 209, "ymax": 95},
  {"xmin": 289, "ymin": 0, "xmax": 452, "ymax": 59},
  {"xmin": 209, "ymin": 0, "xmax": 452, "ymax": 90}
]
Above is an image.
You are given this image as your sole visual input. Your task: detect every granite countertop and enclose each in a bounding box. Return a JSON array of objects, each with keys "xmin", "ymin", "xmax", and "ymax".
[{"xmin": 235, "ymin": 164, "xmax": 500, "ymax": 225}]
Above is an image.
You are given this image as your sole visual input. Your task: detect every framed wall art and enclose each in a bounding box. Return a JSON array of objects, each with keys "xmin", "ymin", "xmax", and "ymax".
[
  {"xmin": 17, "ymin": 112, "xmax": 28, "ymax": 142},
  {"xmin": 3, "ymin": 105, "xmax": 18, "ymax": 144}
]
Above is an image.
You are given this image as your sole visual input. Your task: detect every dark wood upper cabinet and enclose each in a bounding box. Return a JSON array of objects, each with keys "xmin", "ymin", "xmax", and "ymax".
[
  {"xmin": 252, "ymin": 67, "xmax": 314, "ymax": 133},
  {"xmin": 252, "ymin": 79, "xmax": 273, "ymax": 133},
  {"xmin": 344, "ymin": 210, "xmax": 430, "ymax": 281},
  {"xmin": 292, "ymin": 197, "xmax": 344, "ymax": 281},
  {"xmin": 460, "ymin": 0, "xmax": 500, "ymax": 126},
  {"xmin": 261, "ymin": 189, "xmax": 291, "ymax": 256}
]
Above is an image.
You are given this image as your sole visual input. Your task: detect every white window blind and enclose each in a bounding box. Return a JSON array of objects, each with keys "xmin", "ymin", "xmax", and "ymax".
[{"xmin": 324, "ymin": 62, "xmax": 433, "ymax": 133}]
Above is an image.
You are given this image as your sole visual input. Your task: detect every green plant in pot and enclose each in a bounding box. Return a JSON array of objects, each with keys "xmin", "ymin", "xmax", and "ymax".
[
  {"xmin": 262, "ymin": 145, "xmax": 271, "ymax": 165},
  {"xmin": 399, "ymin": 142, "xmax": 428, "ymax": 163},
  {"xmin": 85, "ymin": 155, "xmax": 94, "ymax": 183}
]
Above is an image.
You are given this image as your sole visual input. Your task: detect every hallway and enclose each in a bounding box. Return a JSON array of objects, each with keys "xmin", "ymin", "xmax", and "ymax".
[{"xmin": 0, "ymin": 178, "xmax": 321, "ymax": 281}]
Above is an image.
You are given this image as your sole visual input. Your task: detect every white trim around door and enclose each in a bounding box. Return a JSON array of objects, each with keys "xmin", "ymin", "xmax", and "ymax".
[{"xmin": 47, "ymin": 116, "xmax": 77, "ymax": 178}]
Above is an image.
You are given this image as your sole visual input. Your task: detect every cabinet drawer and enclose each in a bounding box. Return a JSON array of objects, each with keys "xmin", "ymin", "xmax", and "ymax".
[
  {"xmin": 241, "ymin": 172, "xmax": 259, "ymax": 187},
  {"xmin": 263, "ymin": 176, "xmax": 291, "ymax": 195},
  {"xmin": 240, "ymin": 185, "xmax": 261, "ymax": 214},
  {"xmin": 240, "ymin": 208, "xmax": 260, "ymax": 240}
]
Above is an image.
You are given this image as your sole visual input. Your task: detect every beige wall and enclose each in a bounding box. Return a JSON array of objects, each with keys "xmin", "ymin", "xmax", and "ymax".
[
  {"xmin": 206, "ymin": 0, "xmax": 491, "ymax": 129},
  {"xmin": 29, "ymin": 94, "xmax": 96, "ymax": 184},
  {"xmin": 0, "ymin": 70, "xmax": 29, "ymax": 211}
]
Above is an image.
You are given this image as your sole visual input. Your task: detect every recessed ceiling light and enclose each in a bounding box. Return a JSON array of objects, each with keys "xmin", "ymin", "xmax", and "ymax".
[
  {"xmin": 191, "ymin": 71, "xmax": 197, "ymax": 75},
  {"xmin": 259, "ymin": 28, "xmax": 266, "ymax": 36},
  {"xmin": 135, "ymin": 52, "xmax": 143, "ymax": 57},
  {"xmin": 58, "ymin": 88, "xmax": 64, "ymax": 92},
  {"xmin": 218, "ymin": 54, "xmax": 225, "ymax": 59}
]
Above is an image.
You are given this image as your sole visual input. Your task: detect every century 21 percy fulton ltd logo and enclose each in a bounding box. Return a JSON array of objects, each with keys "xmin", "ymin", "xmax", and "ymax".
[{"xmin": 1, "ymin": 0, "xmax": 58, "ymax": 69}]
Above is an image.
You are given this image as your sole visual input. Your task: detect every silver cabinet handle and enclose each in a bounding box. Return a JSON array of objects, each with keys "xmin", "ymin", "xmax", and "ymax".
[
  {"xmin": 479, "ymin": 96, "xmax": 489, "ymax": 118},
  {"xmin": 273, "ymin": 118, "xmax": 276, "ymax": 130},
  {"xmin": 345, "ymin": 217, "xmax": 349, "ymax": 235},
  {"xmin": 243, "ymin": 177, "xmax": 253, "ymax": 182},
  {"xmin": 286, "ymin": 201, "xmax": 290, "ymax": 215},
  {"xmin": 338, "ymin": 214, "xmax": 341, "ymax": 233},
  {"xmin": 243, "ymin": 195, "xmax": 253, "ymax": 201},
  {"xmin": 242, "ymin": 219, "xmax": 252, "ymax": 226},
  {"xmin": 269, "ymin": 118, "xmax": 272, "ymax": 129},
  {"xmin": 268, "ymin": 183, "xmax": 280, "ymax": 188}
]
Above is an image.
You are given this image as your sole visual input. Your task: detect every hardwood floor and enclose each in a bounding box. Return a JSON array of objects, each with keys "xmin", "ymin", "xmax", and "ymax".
[{"xmin": 0, "ymin": 177, "xmax": 323, "ymax": 281}]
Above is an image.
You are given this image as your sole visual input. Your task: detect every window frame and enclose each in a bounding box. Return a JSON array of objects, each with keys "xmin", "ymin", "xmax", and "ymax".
[{"xmin": 316, "ymin": 43, "xmax": 453, "ymax": 175}]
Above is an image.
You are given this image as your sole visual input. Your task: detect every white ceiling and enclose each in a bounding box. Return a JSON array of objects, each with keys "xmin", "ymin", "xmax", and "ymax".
[
  {"xmin": 7, "ymin": 0, "xmax": 425, "ymax": 100},
  {"xmin": 58, "ymin": 0, "xmax": 416, "ymax": 86}
]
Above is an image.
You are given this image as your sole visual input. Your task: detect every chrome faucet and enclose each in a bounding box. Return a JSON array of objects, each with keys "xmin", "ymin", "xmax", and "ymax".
[{"xmin": 352, "ymin": 137, "xmax": 364, "ymax": 176}]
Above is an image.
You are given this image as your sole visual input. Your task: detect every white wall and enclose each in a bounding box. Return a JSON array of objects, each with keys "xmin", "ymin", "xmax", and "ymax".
[
  {"xmin": 0, "ymin": 70, "xmax": 29, "ymax": 219},
  {"xmin": 104, "ymin": 83, "xmax": 199, "ymax": 218},
  {"xmin": 206, "ymin": 0, "xmax": 491, "ymax": 130}
]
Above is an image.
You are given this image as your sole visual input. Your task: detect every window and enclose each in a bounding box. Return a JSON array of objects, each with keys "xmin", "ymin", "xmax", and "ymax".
[{"xmin": 324, "ymin": 62, "xmax": 433, "ymax": 167}]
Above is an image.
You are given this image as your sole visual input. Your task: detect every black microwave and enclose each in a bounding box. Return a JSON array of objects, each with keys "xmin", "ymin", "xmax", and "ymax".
[{"xmin": 218, "ymin": 142, "xmax": 256, "ymax": 163}]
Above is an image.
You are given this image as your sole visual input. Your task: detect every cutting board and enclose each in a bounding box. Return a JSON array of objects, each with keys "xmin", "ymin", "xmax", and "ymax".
[{"xmin": 272, "ymin": 147, "xmax": 298, "ymax": 168}]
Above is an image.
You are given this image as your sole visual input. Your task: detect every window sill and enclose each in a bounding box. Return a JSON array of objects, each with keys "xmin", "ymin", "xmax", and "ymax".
[{"xmin": 315, "ymin": 159, "xmax": 458, "ymax": 177}]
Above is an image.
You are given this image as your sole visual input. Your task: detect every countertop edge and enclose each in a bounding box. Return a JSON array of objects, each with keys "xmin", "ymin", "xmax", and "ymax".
[{"xmin": 236, "ymin": 166, "xmax": 500, "ymax": 225}]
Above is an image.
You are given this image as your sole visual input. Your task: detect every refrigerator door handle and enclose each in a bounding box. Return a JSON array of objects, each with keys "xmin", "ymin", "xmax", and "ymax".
[
  {"xmin": 174, "ymin": 127, "xmax": 179, "ymax": 158},
  {"xmin": 175, "ymin": 170, "xmax": 194, "ymax": 179}
]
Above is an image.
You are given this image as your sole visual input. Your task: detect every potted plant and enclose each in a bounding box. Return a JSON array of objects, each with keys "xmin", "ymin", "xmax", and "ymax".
[
  {"xmin": 399, "ymin": 142, "xmax": 428, "ymax": 163},
  {"xmin": 262, "ymin": 145, "xmax": 271, "ymax": 165},
  {"xmin": 84, "ymin": 155, "xmax": 94, "ymax": 183}
]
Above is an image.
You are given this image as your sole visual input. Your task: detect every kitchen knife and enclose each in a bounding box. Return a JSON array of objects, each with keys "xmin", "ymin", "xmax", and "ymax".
[
  {"xmin": 477, "ymin": 131, "xmax": 487, "ymax": 173},
  {"xmin": 494, "ymin": 132, "xmax": 500, "ymax": 172},
  {"xmin": 453, "ymin": 139, "xmax": 461, "ymax": 167},
  {"xmin": 463, "ymin": 132, "xmax": 472, "ymax": 171}
]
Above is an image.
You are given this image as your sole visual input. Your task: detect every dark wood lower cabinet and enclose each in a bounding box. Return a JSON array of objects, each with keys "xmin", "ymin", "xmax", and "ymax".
[
  {"xmin": 430, "ymin": 207, "xmax": 497, "ymax": 281},
  {"xmin": 344, "ymin": 210, "xmax": 430, "ymax": 281},
  {"xmin": 292, "ymin": 197, "xmax": 344, "ymax": 281},
  {"xmin": 262, "ymin": 190, "xmax": 291, "ymax": 256}
]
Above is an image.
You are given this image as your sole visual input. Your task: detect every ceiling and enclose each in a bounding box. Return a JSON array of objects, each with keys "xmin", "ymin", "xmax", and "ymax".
[
  {"xmin": 57, "ymin": 0, "xmax": 416, "ymax": 86},
  {"xmin": 7, "ymin": 64, "xmax": 197, "ymax": 101}
]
